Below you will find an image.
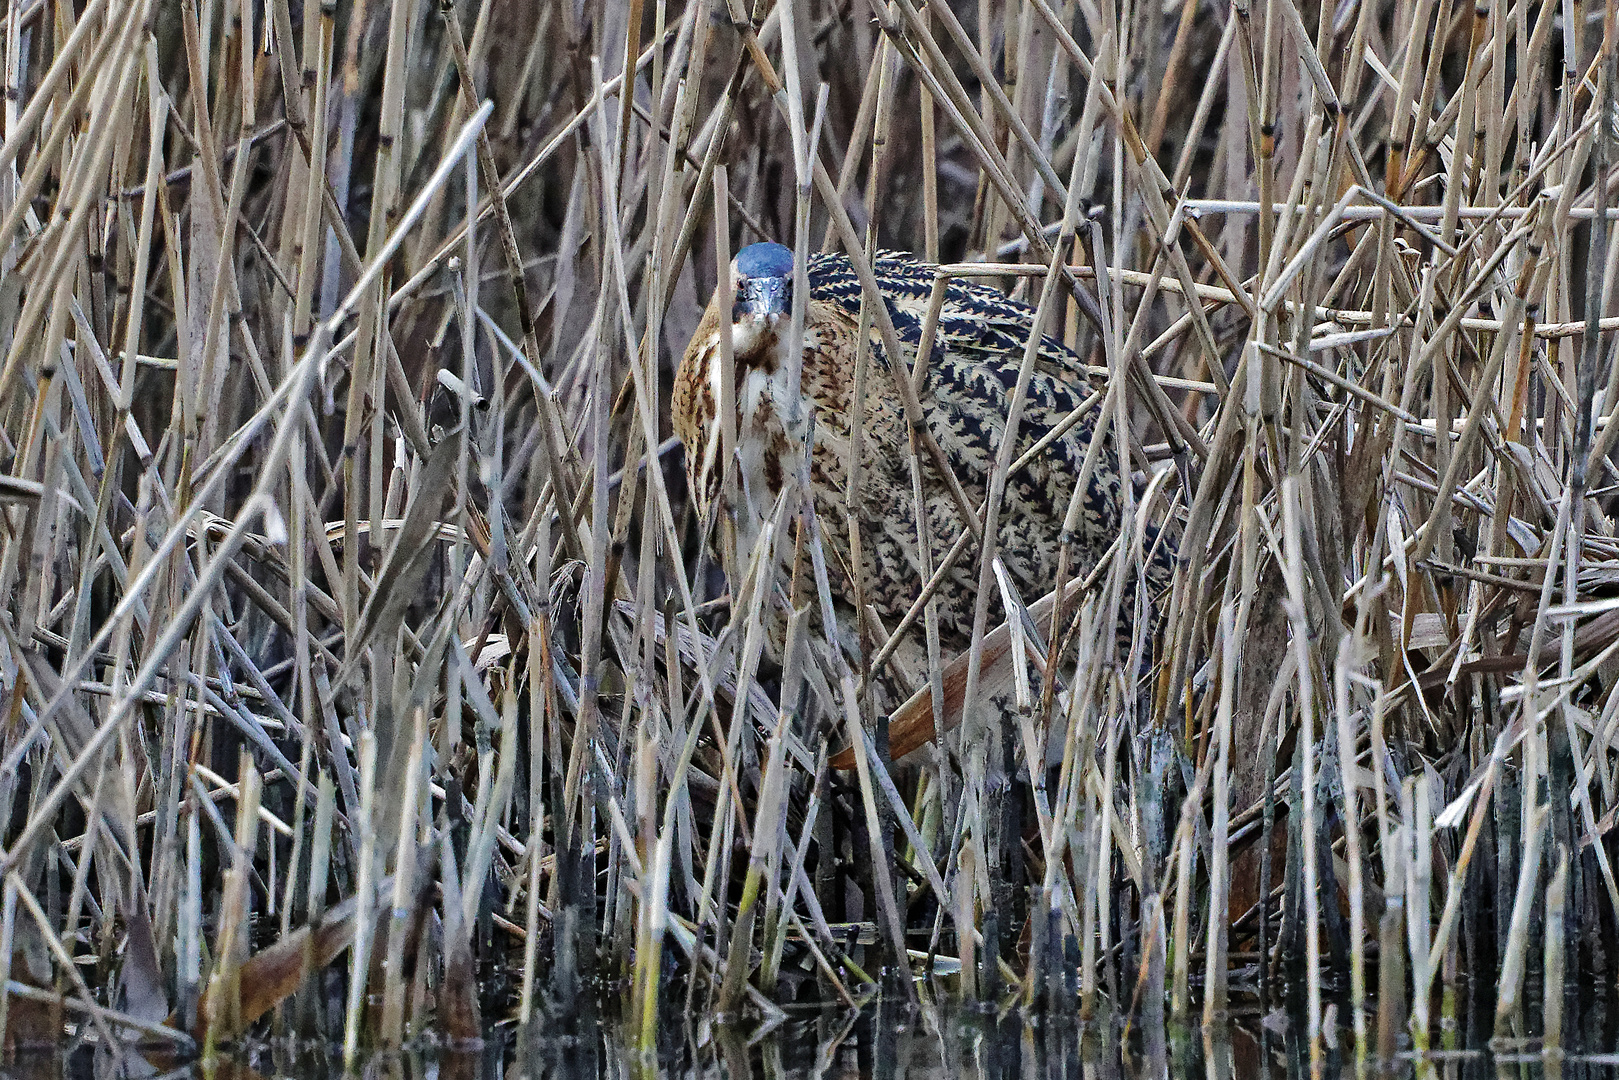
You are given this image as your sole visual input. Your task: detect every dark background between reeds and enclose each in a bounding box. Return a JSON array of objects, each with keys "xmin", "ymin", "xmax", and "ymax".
[{"xmin": 1, "ymin": 0, "xmax": 1618, "ymax": 1066}]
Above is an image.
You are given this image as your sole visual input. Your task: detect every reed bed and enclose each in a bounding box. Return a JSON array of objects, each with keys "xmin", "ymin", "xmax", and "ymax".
[{"xmin": 0, "ymin": 0, "xmax": 1617, "ymax": 1067}]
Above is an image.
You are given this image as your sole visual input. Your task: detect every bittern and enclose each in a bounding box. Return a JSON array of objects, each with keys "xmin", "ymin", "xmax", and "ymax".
[{"xmin": 673, "ymin": 242, "xmax": 1172, "ymax": 752}]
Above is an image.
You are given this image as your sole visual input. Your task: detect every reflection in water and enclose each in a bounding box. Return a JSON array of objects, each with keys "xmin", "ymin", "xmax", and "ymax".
[{"xmin": 2, "ymin": 999, "xmax": 1616, "ymax": 1080}]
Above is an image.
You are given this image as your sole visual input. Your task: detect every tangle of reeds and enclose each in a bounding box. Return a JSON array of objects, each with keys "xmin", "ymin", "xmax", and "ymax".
[{"xmin": 1, "ymin": 0, "xmax": 1617, "ymax": 1066}]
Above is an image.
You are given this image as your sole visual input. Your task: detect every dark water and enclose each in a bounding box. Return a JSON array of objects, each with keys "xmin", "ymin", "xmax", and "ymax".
[{"xmin": 7, "ymin": 997, "xmax": 1619, "ymax": 1079}]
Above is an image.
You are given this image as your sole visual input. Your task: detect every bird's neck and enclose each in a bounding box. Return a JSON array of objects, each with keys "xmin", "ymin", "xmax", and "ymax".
[
  {"xmin": 729, "ymin": 316, "xmax": 808, "ymax": 439},
  {"xmin": 730, "ymin": 314, "xmax": 788, "ymax": 372}
]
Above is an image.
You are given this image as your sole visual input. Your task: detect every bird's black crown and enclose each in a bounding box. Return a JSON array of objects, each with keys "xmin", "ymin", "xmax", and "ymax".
[
  {"xmin": 735, "ymin": 242, "xmax": 794, "ymax": 280},
  {"xmin": 733, "ymin": 242, "xmax": 794, "ymax": 319}
]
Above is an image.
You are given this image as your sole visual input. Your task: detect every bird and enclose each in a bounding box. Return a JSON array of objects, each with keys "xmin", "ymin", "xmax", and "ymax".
[{"xmin": 672, "ymin": 242, "xmax": 1172, "ymax": 746}]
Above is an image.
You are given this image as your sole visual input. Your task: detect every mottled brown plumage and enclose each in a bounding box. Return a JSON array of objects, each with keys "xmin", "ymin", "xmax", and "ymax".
[{"xmin": 674, "ymin": 245, "xmax": 1166, "ymax": 706}]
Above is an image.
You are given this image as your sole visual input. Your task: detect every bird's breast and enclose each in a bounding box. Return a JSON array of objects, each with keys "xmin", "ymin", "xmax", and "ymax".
[
  {"xmin": 675, "ymin": 302, "xmax": 885, "ymax": 542},
  {"xmin": 735, "ymin": 366, "xmax": 798, "ymax": 503}
]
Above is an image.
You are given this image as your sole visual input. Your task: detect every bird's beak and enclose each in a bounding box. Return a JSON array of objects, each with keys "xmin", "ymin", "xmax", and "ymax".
[{"xmin": 733, "ymin": 276, "xmax": 790, "ymax": 321}]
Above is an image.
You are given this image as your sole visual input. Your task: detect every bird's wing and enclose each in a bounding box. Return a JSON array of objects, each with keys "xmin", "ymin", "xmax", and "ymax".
[
  {"xmin": 806, "ymin": 251, "xmax": 1097, "ymax": 396},
  {"xmin": 806, "ymin": 251, "xmax": 1105, "ymax": 469},
  {"xmin": 805, "ymin": 252, "xmax": 1129, "ymax": 591}
]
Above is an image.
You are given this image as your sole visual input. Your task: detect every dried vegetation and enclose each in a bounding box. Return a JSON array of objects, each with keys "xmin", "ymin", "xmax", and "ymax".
[{"xmin": 0, "ymin": 0, "xmax": 1617, "ymax": 1066}]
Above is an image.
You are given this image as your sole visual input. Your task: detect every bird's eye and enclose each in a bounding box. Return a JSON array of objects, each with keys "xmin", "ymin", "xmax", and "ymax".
[{"xmin": 733, "ymin": 275, "xmax": 791, "ymax": 320}]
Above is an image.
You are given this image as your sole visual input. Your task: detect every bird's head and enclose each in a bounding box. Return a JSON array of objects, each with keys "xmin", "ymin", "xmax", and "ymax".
[{"xmin": 727, "ymin": 242, "xmax": 794, "ymax": 360}]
